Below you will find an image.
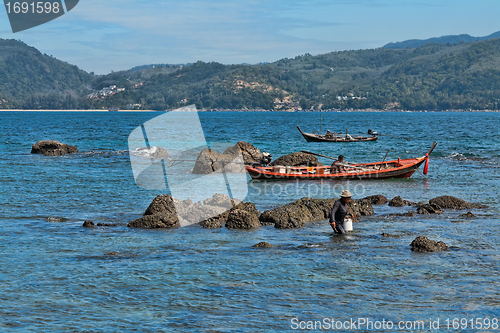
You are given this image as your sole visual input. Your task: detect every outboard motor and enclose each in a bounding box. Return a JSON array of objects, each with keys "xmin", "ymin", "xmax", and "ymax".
[{"xmin": 261, "ymin": 152, "xmax": 272, "ymax": 166}]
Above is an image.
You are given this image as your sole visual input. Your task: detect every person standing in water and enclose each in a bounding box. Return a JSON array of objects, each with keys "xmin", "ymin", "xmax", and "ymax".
[{"xmin": 329, "ymin": 190, "xmax": 355, "ymax": 234}]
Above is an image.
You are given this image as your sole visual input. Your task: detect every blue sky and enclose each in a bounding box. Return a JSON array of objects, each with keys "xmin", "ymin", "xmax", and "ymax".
[{"xmin": 1, "ymin": 0, "xmax": 499, "ymax": 74}]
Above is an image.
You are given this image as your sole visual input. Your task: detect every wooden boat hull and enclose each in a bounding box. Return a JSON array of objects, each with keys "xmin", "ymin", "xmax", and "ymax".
[
  {"xmin": 246, "ymin": 157, "xmax": 426, "ymax": 180},
  {"xmin": 297, "ymin": 126, "xmax": 378, "ymax": 143}
]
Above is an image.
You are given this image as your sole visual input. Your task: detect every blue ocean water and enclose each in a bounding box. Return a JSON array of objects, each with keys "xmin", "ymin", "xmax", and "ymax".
[{"xmin": 0, "ymin": 111, "xmax": 499, "ymax": 332}]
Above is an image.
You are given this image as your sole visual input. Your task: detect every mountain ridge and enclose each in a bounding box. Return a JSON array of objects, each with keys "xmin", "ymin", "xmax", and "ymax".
[
  {"xmin": 383, "ymin": 31, "xmax": 500, "ymax": 49},
  {"xmin": 2, "ymin": 34, "xmax": 500, "ymax": 111}
]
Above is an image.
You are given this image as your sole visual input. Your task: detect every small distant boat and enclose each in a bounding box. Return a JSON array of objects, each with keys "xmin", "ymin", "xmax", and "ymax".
[
  {"xmin": 246, "ymin": 142, "xmax": 437, "ymax": 180},
  {"xmin": 108, "ymin": 107, "xmax": 119, "ymax": 112},
  {"xmin": 297, "ymin": 125, "xmax": 378, "ymax": 142}
]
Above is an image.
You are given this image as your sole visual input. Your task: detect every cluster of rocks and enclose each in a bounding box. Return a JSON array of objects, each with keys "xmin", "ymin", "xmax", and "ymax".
[
  {"xmin": 127, "ymin": 193, "xmax": 243, "ymax": 229},
  {"xmin": 192, "ymin": 142, "xmax": 324, "ymax": 174},
  {"xmin": 31, "ymin": 140, "xmax": 78, "ymax": 156},
  {"xmin": 127, "ymin": 193, "xmax": 377, "ymax": 230},
  {"xmin": 385, "ymin": 195, "xmax": 487, "ymax": 216}
]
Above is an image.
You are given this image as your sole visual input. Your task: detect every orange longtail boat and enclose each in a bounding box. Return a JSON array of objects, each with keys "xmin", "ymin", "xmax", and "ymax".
[{"xmin": 246, "ymin": 142, "xmax": 437, "ymax": 180}]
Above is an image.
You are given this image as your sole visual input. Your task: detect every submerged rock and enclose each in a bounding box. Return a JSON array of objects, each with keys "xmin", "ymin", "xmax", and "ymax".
[
  {"xmin": 270, "ymin": 152, "xmax": 323, "ymax": 167},
  {"xmin": 253, "ymin": 241, "xmax": 272, "ymax": 248},
  {"xmin": 410, "ymin": 236, "xmax": 448, "ymax": 252},
  {"xmin": 31, "ymin": 140, "xmax": 78, "ymax": 156},
  {"xmin": 96, "ymin": 223, "xmax": 119, "ymax": 227},
  {"xmin": 82, "ymin": 221, "xmax": 95, "ymax": 228},
  {"xmin": 225, "ymin": 209, "xmax": 261, "ymax": 229},
  {"xmin": 381, "ymin": 233, "xmax": 399, "ymax": 238},
  {"xmin": 429, "ymin": 196, "xmax": 488, "ymax": 210},
  {"xmin": 459, "ymin": 211, "xmax": 476, "ymax": 218}
]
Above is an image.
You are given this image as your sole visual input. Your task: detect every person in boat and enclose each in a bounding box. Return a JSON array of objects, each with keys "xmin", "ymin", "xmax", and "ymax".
[
  {"xmin": 325, "ymin": 130, "xmax": 333, "ymax": 138},
  {"xmin": 329, "ymin": 190, "xmax": 355, "ymax": 234},
  {"xmin": 330, "ymin": 155, "xmax": 346, "ymax": 173}
]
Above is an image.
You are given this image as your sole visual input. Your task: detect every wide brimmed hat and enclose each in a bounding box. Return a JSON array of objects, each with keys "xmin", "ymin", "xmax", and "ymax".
[{"xmin": 341, "ymin": 190, "xmax": 352, "ymax": 198}]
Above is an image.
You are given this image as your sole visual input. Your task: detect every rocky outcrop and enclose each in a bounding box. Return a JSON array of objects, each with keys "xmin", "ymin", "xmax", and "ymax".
[
  {"xmin": 223, "ymin": 141, "xmax": 262, "ymax": 165},
  {"xmin": 270, "ymin": 152, "xmax": 323, "ymax": 167},
  {"xmin": 388, "ymin": 196, "xmax": 412, "ymax": 207},
  {"xmin": 349, "ymin": 198, "xmax": 375, "ymax": 222},
  {"xmin": 129, "ymin": 193, "xmax": 241, "ymax": 229},
  {"xmin": 225, "ymin": 209, "xmax": 261, "ymax": 229},
  {"xmin": 128, "ymin": 212, "xmax": 179, "ymax": 229},
  {"xmin": 259, "ymin": 198, "xmax": 336, "ymax": 229},
  {"xmin": 363, "ymin": 195, "xmax": 389, "ymax": 205},
  {"xmin": 417, "ymin": 203, "xmax": 444, "ymax": 214},
  {"xmin": 31, "ymin": 140, "xmax": 78, "ymax": 156},
  {"xmin": 144, "ymin": 195, "xmax": 178, "ymax": 216},
  {"xmin": 253, "ymin": 241, "xmax": 272, "ymax": 248},
  {"xmin": 192, "ymin": 142, "xmax": 261, "ymax": 174},
  {"xmin": 258, "ymin": 197, "xmax": 373, "ymax": 229},
  {"xmin": 429, "ymin": 196, "xmax": 488, "ymax": 210},
  {"xmin": 410, "ymin": 236, "xmax": 448, "ymax": 252},
  {"xmin": 201, "ymin": 202, "xmax": 260, "ymax": 229}
]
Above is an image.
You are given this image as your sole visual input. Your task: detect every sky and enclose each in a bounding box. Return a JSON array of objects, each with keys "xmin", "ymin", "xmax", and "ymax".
[{"xmin": 1, "ymin": 0, "xmax": 499, "ymax": 74}]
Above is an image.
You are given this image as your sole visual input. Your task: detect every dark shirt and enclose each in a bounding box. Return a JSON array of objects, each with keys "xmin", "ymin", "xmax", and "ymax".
[
  {"xmin": 330, "ymin": 160, "xmax": 345, "ymax": 173},
  {"xmin": 329, "ymin": 199, "xmax": 349, "ymax": 225}
]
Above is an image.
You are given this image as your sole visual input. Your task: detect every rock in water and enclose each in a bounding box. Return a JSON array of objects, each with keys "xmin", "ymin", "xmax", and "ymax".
[
  {"xmin": 223, "ymin": 141, "xmax": 262, "ymax": 165},
  {"xmin": 201, "ymin": 201, "xmax": 260, "ymax": 229},
  {"xmin": 349, "ymin": 198, "xmax": 375, "ymax": 222},
  {"xmin": 388, "ymin": 196, "xmax": 408, "ymax": 207},
  {"xmin": 225, "ymin": 209, "xmax": 261, "ymax": 229},
  {"xmin": 417, "ymin": 203, "xmax": 443, "ymax": 214},
  {"xmin": 31, "ymin": 140, "xmax": 78, "ymax": 156},
  {"xmin": 260, "ymin": 198, "xmax": 336, "ymax": 229},
  {"xmin": 192, "ymin": 141, "xmax": 261, "ymax": 174},
  {"xmin": 270, "ymin": 152, "xmax": 322, "ymax": 167},
  {"xmin": 128, "ymin": 194, "xmax": 180, "ymax": 229},
  {"xmin": 410, "ymin": 236, "xmax": 448, "ymax": 252},
  {"xmin": 429, "ymin": 196, "xmax": 488, "ymax": 209},
  {"xmin": 459, "ymin": 211, "xmax": 476, "ymax": 218},
  {"xmin": 128, "ymin": 213, "xmax": 179, "ymax": 229},
  {"xmin": 192, "ymin": 148, "xmax": 245, "ymax": 174},
  {"xmin": 144, "ymin": 195, "xmax": 177, "ymax": 216},
  {"xmin": 362, "ymin": 195, "xmax": 389, "ymax": 205},
  {"xmin": 82, "ymin": 221, "xmax": 95, "ymax": 228},
  {"xmin": 253, "ymin": 242, "xmax": 272, "ymax": 248}
]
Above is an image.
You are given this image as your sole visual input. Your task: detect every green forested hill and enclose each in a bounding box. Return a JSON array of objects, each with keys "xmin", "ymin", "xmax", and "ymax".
[
  {"xmin": 2, "ymin": 37, "xmax": 500, "ymax": 110},
  {"xmin": 0, "ymin": 39, "xmax": 93, "ymax": 109}
]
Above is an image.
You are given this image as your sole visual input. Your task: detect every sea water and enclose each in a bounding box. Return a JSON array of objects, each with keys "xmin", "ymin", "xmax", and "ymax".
[{"xmin": 0, "ymin": 111, "xmax": 499, "ymax": 332}]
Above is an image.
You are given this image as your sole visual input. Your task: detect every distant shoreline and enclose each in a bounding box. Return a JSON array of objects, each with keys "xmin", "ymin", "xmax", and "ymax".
[{"xmin": 0, "ymin": 109, "xmax": 499, "ymax": 112}]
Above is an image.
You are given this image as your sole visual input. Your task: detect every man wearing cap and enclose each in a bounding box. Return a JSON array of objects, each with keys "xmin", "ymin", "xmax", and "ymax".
[{"xmin": 329, "ymin": 190, "xmax": 355, "ymax": 234}]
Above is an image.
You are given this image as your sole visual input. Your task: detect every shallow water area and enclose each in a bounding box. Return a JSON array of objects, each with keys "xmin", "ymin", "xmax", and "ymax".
[{"xmin": 0, "ymin": 111, "xmax": 499, "ymax": 332}]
